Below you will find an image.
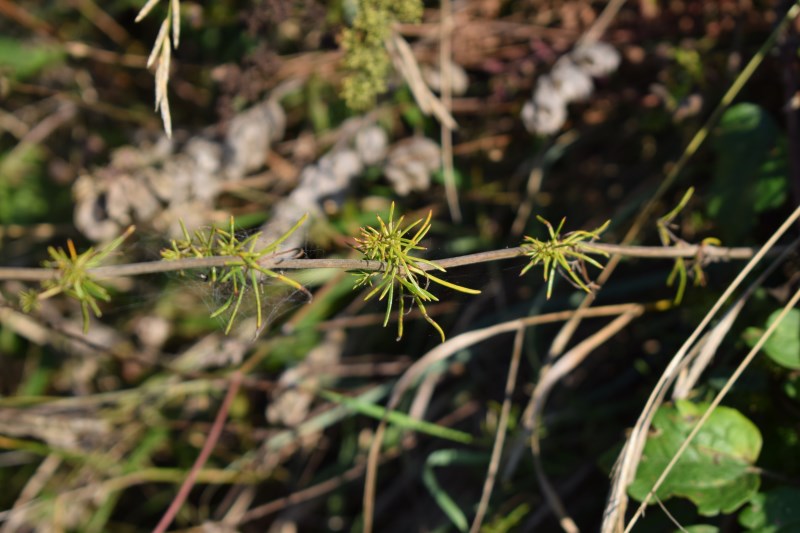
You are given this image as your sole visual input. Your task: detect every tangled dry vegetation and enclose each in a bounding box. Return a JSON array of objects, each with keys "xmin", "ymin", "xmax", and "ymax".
[{"xmin": 1, "ymin": 1, "xmax": 800, "ymax": 532}]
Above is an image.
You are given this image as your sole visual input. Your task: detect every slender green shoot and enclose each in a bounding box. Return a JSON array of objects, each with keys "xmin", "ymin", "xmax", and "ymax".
[{"xmin": 657, "ymin": 188, "xmax": 720, "ymax": 304}]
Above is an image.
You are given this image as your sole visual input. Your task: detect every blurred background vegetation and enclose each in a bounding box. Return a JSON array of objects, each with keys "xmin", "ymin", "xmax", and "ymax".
[{"xmin": 1, "ymin": 1, "xmax": 799, "ymax": 531}]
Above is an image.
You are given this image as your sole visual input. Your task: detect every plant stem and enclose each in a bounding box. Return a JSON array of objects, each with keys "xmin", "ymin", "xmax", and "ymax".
[{"xmin": 0, "ymin": 242, "xmax": 778, "ymax": 282}]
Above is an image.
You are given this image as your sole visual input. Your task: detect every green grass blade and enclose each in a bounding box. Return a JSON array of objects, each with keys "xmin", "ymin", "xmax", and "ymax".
[
  {"xmin": 422, "ymin": 449, "xmax": 488, "ymax": 532},
  {"xmin": 316, "ymin": 389, "xmax": 474, "ymax": 444}
]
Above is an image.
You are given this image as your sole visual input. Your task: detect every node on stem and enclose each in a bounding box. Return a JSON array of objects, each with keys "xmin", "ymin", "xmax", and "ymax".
[
  {"xmin": 519, "ymin": 216, "xmax": 610, "ymax": 299},
  {"xmin": 352, "ymin": 203, "xmax": 480, "ymax": 342}
]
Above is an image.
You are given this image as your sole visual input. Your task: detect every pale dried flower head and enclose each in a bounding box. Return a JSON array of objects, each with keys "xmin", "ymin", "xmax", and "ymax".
[
  {"xmin": 570, "ymin": 41, "xmax": 621, "ymax": 77},
  {"xmin": 551, "ymin": 57, "xmax": 594, "ymax": 103},
  {"xmin": 422, "ymin": 59, "xmax": 470, "ymax": 96},
  {"xmin": 521, "ymin": 77, "xmax": 568, "ymax": 135},
  {"xmin": 384, "ymin": 137, "xmax": 441, "ymax": 195},
  {"xmin": 355, "ymin": 125, "xmax": 389, "ymax": 165}
]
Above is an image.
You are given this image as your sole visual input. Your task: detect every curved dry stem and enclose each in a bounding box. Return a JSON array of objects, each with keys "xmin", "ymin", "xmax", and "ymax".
[
  {"xmin": 468, "ymin": 327, "xmax": 524, "ymax": 533},
  {"xmin": 549, "ymin": 1, "xmax": 800, "ymax": 378},
  {"xmin": 625, "ymin": 285, "xmax": 800, "ymax": 532},
  {"xmin": 671, "ymin": 237, "xmax": 800, "ymax": 398},
  {"xmin": 602, "ymin": 203, "xmax": 800, "ymax": 533},
  {"xmin": 361, "ymin": 302, "xmax": 646, "ymax": 533},
  {"xmin": 525, "ymin": 308, "xmax": 643, "ymax": 533}
]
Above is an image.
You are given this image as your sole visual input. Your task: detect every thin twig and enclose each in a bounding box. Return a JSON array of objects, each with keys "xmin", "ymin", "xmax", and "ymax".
[
  {"xmin": 0, "ymin": 242, "xmax": 773, "ymax": 282},
  {"xmin": 526, "ymin": 308, "xmax": 643, "ymax": 533},
  {"xmin": 439, "ymin": 0, "xmax": 462, "ymax": 222},
  {"xmin": 469, "ymin": 327, "xmax": 524, "ymax": 533},
  {"xmin": 152, "ymin": 370, "xmax": 243, "ymax": 533},
  {"xmin": 511, "ymin": 131, "xmax": 578, "ymax": 237},
  {"xmin": 511, "ymin": 141, "xmax": 548, "ymax": 236},
  {"xmin": 577, "ymin": 0, "xmax": 628, "ymax": 46},
  {"xmin": 0, "ymin": 0, "xmax": 54, "ymax": 36},
  {"xmin": 242, "ymin": 444, "xmax": 396, "ymax": 523},
  {"xmin": 654, "ymin": 495, "xmax": 689, "ymax": 533},
  {"xmin": 362, "ymin": 302, "xmax": 647, "ymax": 533}
]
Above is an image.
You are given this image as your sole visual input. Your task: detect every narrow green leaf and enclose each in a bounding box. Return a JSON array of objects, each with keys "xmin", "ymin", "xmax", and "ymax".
[
  {"xmin": 426, "ymin": 273, "xmax": 482, "ymax": 295},
  {"xmin": 316, "ymin": 389, "xmax": 474, "ymax": 444},
  {"xmin": 422, "ymin": 449, "xmax": 488, "ymax": 532}
]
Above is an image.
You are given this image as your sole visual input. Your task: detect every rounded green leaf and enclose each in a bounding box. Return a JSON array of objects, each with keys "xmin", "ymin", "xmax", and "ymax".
[
  {"xmin": 739, "ymin": 487, "xmax": 800, "ymax": 532},
  {"xmin": 682, "ymin": 526, "xmax": 719, "ymax": 533},
  {"xmin": 708, "ymin": 103, "xmax": 784, "ymax": 242},
  {"xmin": 743, "ymin": 309, "xmax": 800, "ymax": 369},
  {"xmin": 629, "ymin": 401, "xmax": 762, "ymax": 516}
]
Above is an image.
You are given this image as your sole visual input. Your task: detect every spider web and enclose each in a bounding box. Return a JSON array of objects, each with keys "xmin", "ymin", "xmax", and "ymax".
[
  {"xmin": 198, "ymin": 265, "xmax": 312, "ymax": 338},
  {"xmin": 116, "ymin": 225, "xmax": 313, "ymax": 339}
]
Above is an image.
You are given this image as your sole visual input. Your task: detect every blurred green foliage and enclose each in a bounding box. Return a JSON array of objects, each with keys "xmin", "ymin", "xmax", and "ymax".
[
  {"xmin": 0, "ymin": 38, "xmax": 65, "ymax": 81},
  {"xmin": 743, "ymin": 308, "xmax": 800, "ymax": 370},
  {"xmin": 0, "ymin": 146, "xmax": 49, "ymax": 224},
  {"xmin": 708, "ymin": 103, "xmax": 788, "ymax": 243},
  {"xmin": 340, "ymin": 0, "xmax": 422, "ymax": 109}
]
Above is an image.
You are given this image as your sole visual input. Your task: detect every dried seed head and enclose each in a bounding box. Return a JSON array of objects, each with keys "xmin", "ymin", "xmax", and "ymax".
[
  {"xmin": 422, "ymin": 59, "xmax": 470, "ymax": 96},
  {"xmin": 225, "ymin": 99, "xmax": 287, "ymax": 178},
  {"xmin": 318, "ymin": 149, "xmax": 364, "ymax": 188},
  {"xmin": 521, "ymin": 41, "xmax": 619, "ymax": 135},
  {"xmin": 521, "ymin": 77, "xmax": 568, "ymax": 135},
  {"xmin": 551, "ymin": 57, "xmax": 594, "ymax": 103},
  {"xmin": 384, "ymin": 137, "xmax": 441, "ymax": 196},
  {"xmin": 355, "ymin": 125, "xmax": 389, "ymax": 165},
  {"xmin": 570, "ymin": 41, "xmax": 621, "ymax": 77}
]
